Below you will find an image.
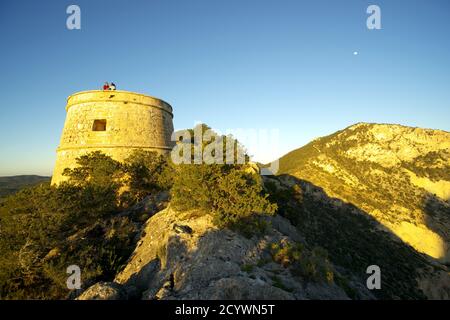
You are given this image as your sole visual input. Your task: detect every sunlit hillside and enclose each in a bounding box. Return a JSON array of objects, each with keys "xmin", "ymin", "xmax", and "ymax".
[{"xmin": 279, "ymin": 123, "xmax": 450, "ymax": 262}]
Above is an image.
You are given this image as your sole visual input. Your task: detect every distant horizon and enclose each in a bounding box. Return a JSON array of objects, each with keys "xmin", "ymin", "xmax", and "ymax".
[
  {"xmin": 0, "ymin": 174, "xmax": 51, "ymax": 178},
  {"xmin": 1, "ymin": 0, "xmax": 449, "ymax": 176},
  {"xmin": 0, "ymin": 119, "xmax": 448, "ymax": 177}
]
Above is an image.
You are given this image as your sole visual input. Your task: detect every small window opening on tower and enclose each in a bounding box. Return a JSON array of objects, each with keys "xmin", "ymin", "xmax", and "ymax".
[{"xmin": 92, "ymin": 119, "xmax": 107, "ymax": 131}]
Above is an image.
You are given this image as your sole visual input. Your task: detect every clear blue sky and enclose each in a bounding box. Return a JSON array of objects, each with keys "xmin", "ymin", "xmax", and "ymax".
[{"xmin": 0, "ymin": 0, "xmax": 449, "ymax": 176}]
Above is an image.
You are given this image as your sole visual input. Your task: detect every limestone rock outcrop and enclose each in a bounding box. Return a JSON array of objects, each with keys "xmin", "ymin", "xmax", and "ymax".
[
  {"xmin": 77, "ymin": 282, "xmax": 126, "ymax": 300},
  {"xmin": 279, "ymin": 123, "xmax": 450, "ymax": 262},
  {"xmin": 80, "ymin": 206, "xmax": 356, "ymax": 300}
]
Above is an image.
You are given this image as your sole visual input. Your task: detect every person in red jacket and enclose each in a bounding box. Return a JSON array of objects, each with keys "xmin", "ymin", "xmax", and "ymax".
[{"xmin": 103, "ymin": 82, "xmax": 110, "ymax": 90}]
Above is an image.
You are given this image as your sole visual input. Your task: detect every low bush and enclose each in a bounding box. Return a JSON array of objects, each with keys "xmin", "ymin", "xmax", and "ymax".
[
  {"xmin": 171, "ymin": 124, "xmax": 277, "ymax": 234},
  {"xmin": 0, "ymin": 151, "xmax": 171, "ymax": 299},
  {"xmin": 269, "ymin": 241, "xmax": 334, "ymax": 284},
  {"xmin": 171, "ymin": 163, "xmax": 277, "ymax": 232}
]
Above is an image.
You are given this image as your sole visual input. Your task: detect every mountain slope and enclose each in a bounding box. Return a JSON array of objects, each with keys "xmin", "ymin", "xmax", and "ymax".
[
  {"xmin": 78, "ymin": 181, "xmax": 449, "ymax": 300},
  {"xmin": 72, "ymin": 122, "xmax": 450, "ymax": 300},
  {"xmin": 278, "ymin": 123, "xmax": 450, "ymax": 262}
]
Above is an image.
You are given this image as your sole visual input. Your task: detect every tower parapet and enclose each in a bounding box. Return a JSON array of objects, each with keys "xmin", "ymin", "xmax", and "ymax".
[{"xmin": 51, "ymin": 90, "xmax": 174, "ymax": 184}]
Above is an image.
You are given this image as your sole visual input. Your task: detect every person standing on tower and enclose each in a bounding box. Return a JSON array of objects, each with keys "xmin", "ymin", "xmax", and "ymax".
[
  {"xmin": 103, "ymin": 82, "xmax": 110, "ymax": 90},
  {"xmin": 109, "ymin": 82, "xmax": 116, "ymax": 90}
]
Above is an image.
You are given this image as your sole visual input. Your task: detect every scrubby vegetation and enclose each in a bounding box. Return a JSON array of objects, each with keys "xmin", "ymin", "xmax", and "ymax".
[
  {"xmin": 1, "ymin": 122, "xmax": 445, "ymax": 299},
  {"xmin": 402, "ymin": 150, "xmax": 450, "ymax": 181},
  {"xmin": 0, "ymin": 124, "xmax": 278, "ymax": 299},
  {"xmin": 171, "ymin": 163, "xmax": 276, "ymax": 232},
  {"xmin": 0, "ymin": 175, "xmax": 50, "ymax": 199},
  {"xmin": 278, "ymin": 123, "xmax": 450, "ymax": 229},
  {"xmin": 276, "ymin": 122, "xmax": 450, "ymax": 299},
  {"xmin": 265, "ymin": 175, "xmax": 430, "ymax": 299},
  {"xmin": 0, "ymin": 150, "xmax": 172, "ymax": 299},
  {"xmin": 170, "ymin": 124, "xmax": 277, "ymax": 234},
  {"xmin": 269, "ymin": 241, "xmax": 334, "ymax": 284}
]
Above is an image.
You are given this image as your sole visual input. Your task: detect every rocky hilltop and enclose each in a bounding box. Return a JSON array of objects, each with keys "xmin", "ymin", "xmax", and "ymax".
[
  {"xmin": 74, "ymin": 123, "xmax": 450, "ymax": 300},
  {"xmin": 116, "ymin": 207, "xmax": 353, "ymax": 299},
  {"xmin": 78, "ymin": 202, "xmax": 371, "ymax": 300},
  {"xmin": 78, "ymin": 183, "xmax": 450, "ymax": 300},
  {"xmin": 279, "ymin": 123, "xmax": 450, "ymax": 262}
]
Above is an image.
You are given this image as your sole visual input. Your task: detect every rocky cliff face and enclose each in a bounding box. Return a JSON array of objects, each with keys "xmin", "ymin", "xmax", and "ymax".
[
  {"xmin": 79, "ymin": 206, "xmax": 363, "ymax": 300},
  {"xmin": 279, "ymin": 123, "xmax": 450, "ymax": 263}
]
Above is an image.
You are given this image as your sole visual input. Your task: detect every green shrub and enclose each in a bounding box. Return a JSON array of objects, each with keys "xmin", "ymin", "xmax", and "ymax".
[
  {"xmin": 0, "ymin": 151, "xmax": 171, "ymax": 299},
  {"xmin": 62, "ymin": 151, "xmax": 123, "ymax": 189},
  {"xmin": 121, "ymin": 150, "xmax": 174, "ymax": 205},
  {"xmin": 270, "ymin": 241, "xmax": 304, "ymax": 267},
  {"xmin": 213, "ymin": 168, "xmax": 277, "ymax": 227},
  {"xmin": 265, "ymin": 179, "xmax": 303, "ymax": 226},
  {"xmin": 293, "ymin": 247, "xmax": 334, "ymax": 284},
  {"xmin": 231, "ymin": 216, "xmax": 271, "ymax": 238},
  {"xmin": 269, "ymin": 241, "xmax": 333, "ymax": 284},
  {"xmin": 170, "ymin": 124, "xmax": 277, "ymax": 232},
  {"xmin": 171, "ymin": 164, "xmax": 277, "ymax": 231},
  {"xmin": 0, "ymin": 179, "xmax": 137, "ymax": 299}
]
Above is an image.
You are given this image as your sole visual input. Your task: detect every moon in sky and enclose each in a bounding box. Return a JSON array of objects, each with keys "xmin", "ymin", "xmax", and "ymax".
[{"xmin": 353, "ymin": 51, "xmax": 359, "ymax": 55}]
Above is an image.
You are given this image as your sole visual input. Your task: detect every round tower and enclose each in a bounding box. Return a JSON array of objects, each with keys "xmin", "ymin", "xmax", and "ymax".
[{"xmin": 51, "ymin": 90, "xmax": 174, "ymax": 185}]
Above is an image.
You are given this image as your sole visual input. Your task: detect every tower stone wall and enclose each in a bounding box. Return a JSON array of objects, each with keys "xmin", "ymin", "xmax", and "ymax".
[{"xmin": 51, "ymin": 90, "xmax": 174, "ymax": 184}]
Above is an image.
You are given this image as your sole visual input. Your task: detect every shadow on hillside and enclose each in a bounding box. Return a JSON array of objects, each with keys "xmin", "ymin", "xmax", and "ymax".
[
  {"xmin": 268, "ymin": 174, "xmax": 435, "ymax": 299},
  {"xmin": 423, "ymin": 194, "xmax": 450, "ymax": 265},
  {"xmin": 117, "ymin": 174, "xmax": 446, "ymax": 300}
]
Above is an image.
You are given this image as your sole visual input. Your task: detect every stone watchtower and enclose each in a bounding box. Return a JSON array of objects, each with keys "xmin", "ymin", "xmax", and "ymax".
[{"xmin": 51, "ymin": 90, "xmax": 174, "ymax": 185}]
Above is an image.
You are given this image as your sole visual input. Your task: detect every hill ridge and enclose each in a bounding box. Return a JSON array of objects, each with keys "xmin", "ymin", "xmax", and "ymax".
[{"xmin": 278, "ymin": 122, "xmax": 450, "ymax": 262}]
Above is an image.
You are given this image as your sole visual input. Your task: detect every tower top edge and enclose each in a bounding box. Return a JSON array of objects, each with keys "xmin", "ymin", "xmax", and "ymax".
[{"xmin": 67, "ymin": 90, "xmax": 172, "ymax": 110}]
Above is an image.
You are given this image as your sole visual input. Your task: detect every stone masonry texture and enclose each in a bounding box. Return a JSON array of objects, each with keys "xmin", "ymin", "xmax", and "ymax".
[{"xmin": 51, "ymin": 90, "xmax": 174, "ymax": 184}]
